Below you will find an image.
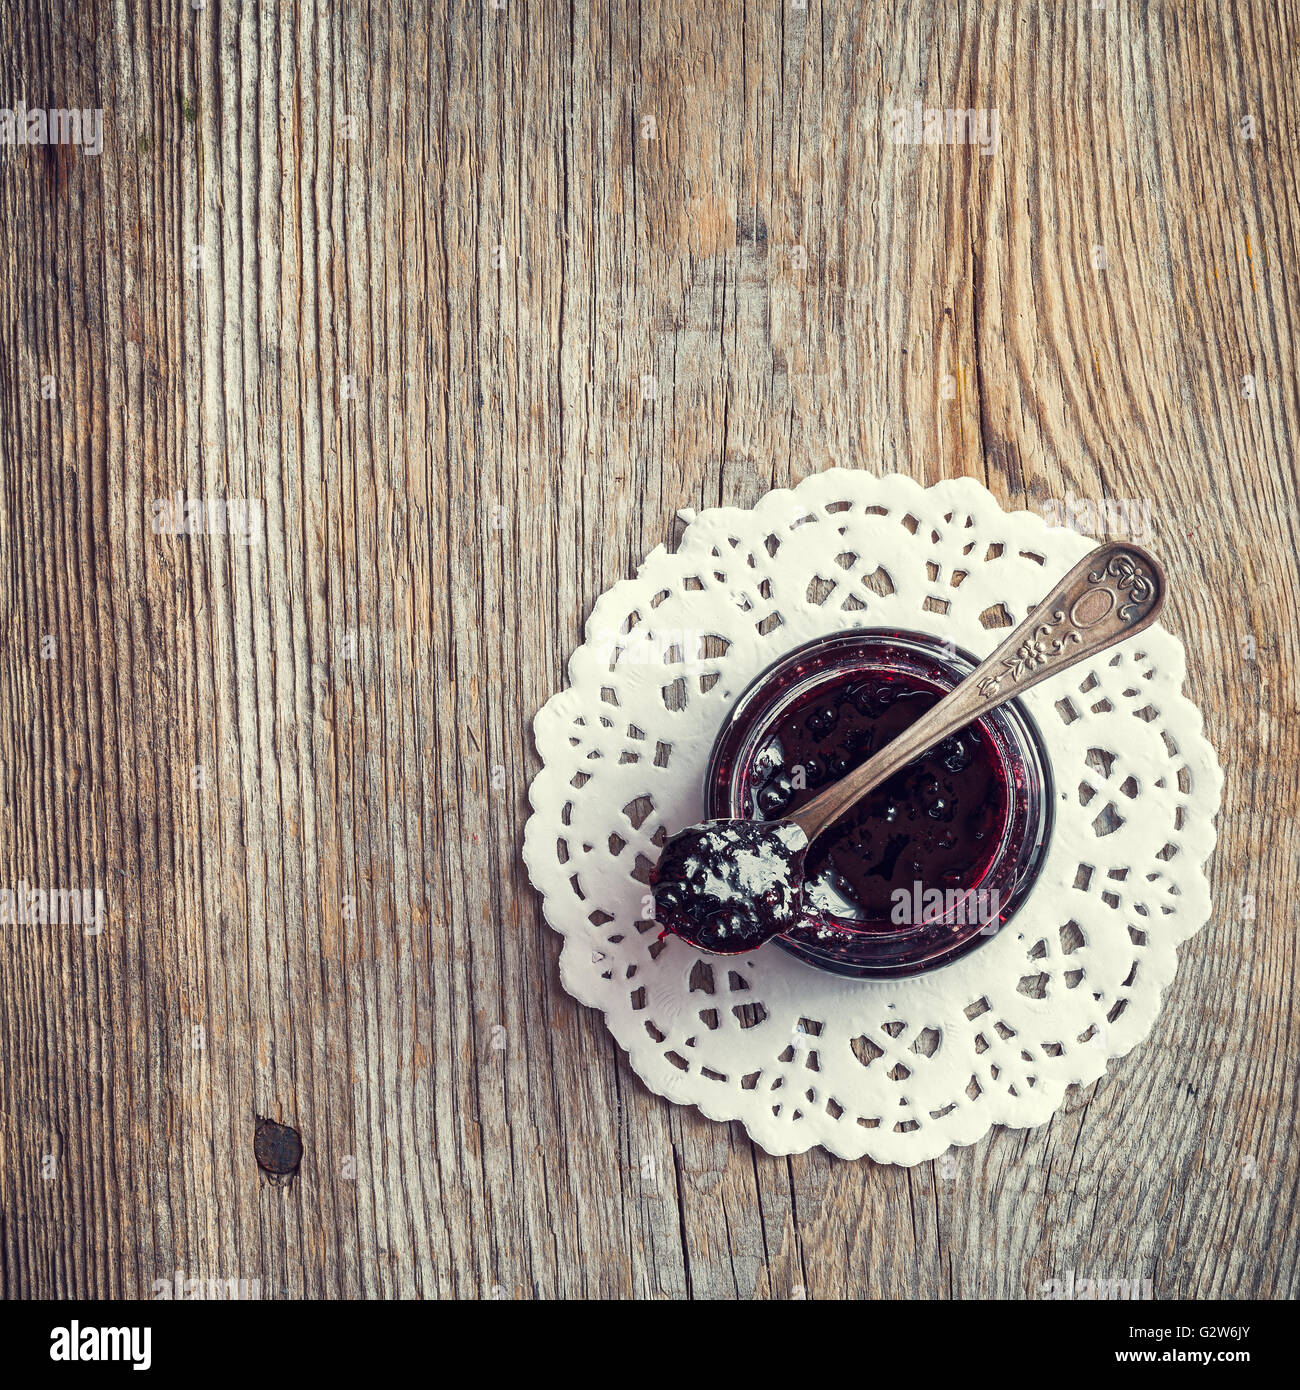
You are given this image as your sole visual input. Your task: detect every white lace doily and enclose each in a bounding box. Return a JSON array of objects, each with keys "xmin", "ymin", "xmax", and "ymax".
[{"xmin": 523, "ymin": 471, "xmax": 1221, "ymax": 1163}]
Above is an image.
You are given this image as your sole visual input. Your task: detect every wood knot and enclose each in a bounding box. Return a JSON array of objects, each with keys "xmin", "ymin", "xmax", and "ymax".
[{"xmin": 254, "ymin": 1115, "xmax": 303, "ymax": 1179}]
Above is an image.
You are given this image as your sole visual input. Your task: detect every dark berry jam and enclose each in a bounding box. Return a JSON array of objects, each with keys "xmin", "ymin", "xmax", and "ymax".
[
  {"xmin": 746, "ymin": 675, "xmax": 1006, "ymax": 921},
  {"xmin": 707, "ymin": 630, "xmax": 1053, "ymax": 977}
]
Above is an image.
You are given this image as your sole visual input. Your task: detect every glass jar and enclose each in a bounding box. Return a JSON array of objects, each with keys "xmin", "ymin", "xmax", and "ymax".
[{"xmin": 706, "ymin": 629, "xmax": 1053, "ymax": 977}]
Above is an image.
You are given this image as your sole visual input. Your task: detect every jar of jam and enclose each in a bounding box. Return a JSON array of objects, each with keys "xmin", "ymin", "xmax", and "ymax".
[{"xmin": 705, "ymin": 630, "xmax": 1053, "ymax": 977}]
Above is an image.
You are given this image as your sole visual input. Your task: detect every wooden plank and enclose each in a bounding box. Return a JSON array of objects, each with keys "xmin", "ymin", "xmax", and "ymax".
[{"xmin": 0, "ymin": 0, "xmax": 1295, "ymax": 1299}]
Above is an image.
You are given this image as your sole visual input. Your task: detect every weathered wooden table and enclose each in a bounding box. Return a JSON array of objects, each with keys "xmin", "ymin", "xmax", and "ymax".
[{"xmin": 1, "ymin": 1, "xmax": 1296, "ymax": 1299}]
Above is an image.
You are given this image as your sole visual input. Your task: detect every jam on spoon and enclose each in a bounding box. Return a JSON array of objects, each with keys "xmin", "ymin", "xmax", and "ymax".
[
  {"xmin": 651, "ymin": 818, "xmax": 809, "ymax": 953},
  {"xmin": 651, "ymin": 541, "xmax": 1167, "ymax": 956}
]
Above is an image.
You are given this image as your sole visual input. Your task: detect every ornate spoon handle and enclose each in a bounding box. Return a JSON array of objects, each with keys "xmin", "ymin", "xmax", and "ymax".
[{"xmin": 785, "ymin": 542, "xmax": 1167, "ymax": 844}]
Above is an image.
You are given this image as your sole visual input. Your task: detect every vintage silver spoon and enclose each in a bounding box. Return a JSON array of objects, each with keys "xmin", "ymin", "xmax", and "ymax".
[{"xmin": 650, "ymin": 541, "xmax": 1166, "ymax": 954}]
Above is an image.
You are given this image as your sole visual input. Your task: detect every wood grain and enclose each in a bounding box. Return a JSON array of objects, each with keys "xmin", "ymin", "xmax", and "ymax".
[{"xmin": 0, "ymin": 0, "xmax": 1296, "ymax": 1299}]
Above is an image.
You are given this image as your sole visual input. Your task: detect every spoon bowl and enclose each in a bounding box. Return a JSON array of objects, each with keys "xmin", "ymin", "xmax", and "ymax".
[{"xmin": 651, "ymin": 818, "xmax": 810, "ymax": 953}]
